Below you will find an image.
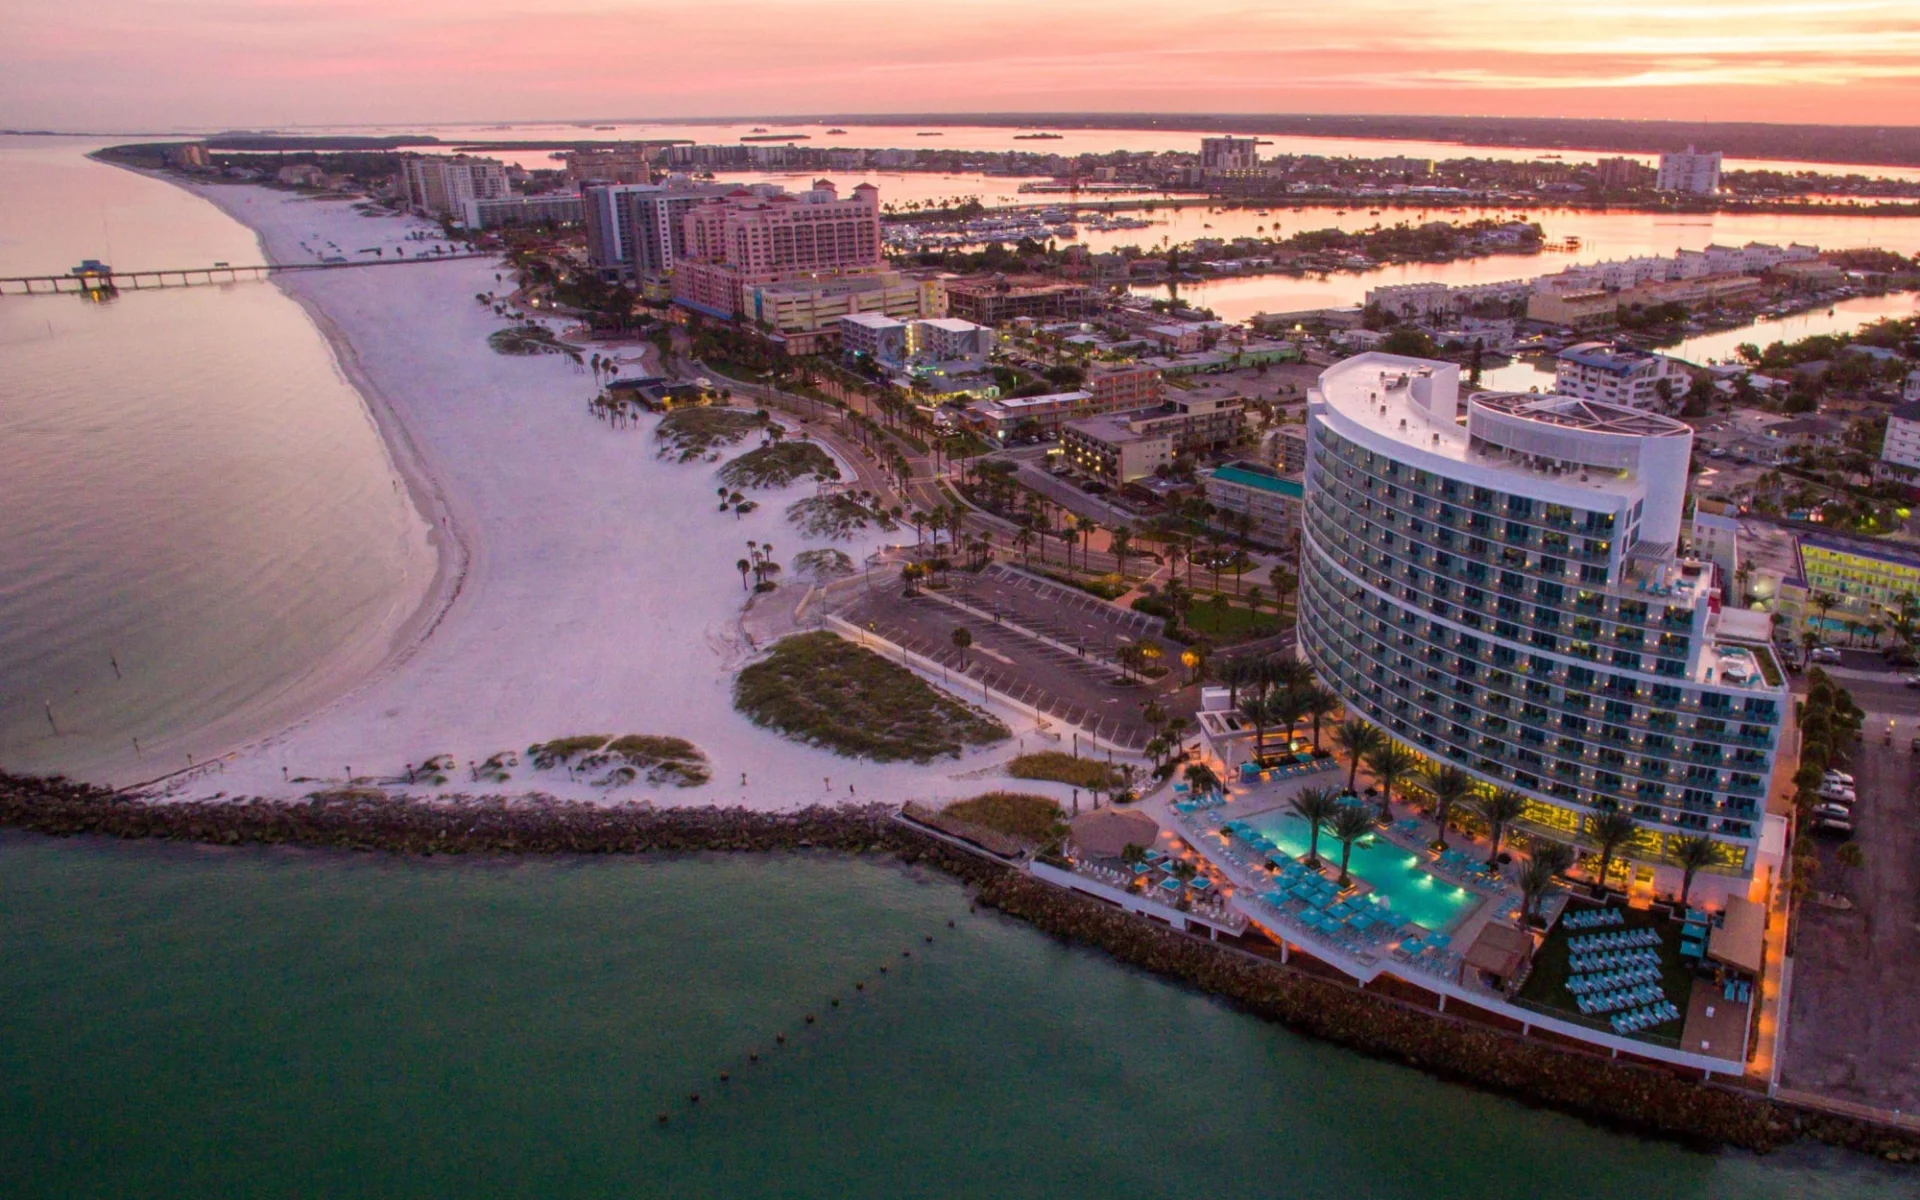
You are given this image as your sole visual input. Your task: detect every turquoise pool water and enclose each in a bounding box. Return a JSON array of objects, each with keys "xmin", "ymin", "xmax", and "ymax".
[{"xmin": 1245, "ymin": 811, "xmax": 1483, "ymax": 932}]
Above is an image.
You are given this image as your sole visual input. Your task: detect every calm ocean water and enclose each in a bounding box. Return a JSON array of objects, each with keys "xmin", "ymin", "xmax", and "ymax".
[
  {"xmin": 3, "ymin": 834, "xmax": 1913, "ymax": 1200},
  {"xmin": 0, "ymin": 137, "xmax": 430, "ymax": 779}
]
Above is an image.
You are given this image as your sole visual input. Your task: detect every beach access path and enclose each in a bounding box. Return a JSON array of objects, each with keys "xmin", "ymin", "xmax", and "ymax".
[{"xmin": 152, "ymin": 187, "xmax": 1072, "ymax": 810}]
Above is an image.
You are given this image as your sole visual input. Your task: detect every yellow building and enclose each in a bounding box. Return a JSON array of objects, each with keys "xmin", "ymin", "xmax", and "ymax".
[{"xmin": 1797, "ymin": 532, "xmax": 1920, "ymax": 634}]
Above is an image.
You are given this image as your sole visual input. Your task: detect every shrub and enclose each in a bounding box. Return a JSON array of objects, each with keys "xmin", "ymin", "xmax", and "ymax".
[
  {"xmin": 733, "ymin": 632, "xmax": 1008, "ymax": 762},
  {"xmin": 1008, "ymin": 751, "xmax": 1124, "ymax": 790},
  {"xmin": 941, "ymin": 792, "xmax": 1067, "ymax": 844}
]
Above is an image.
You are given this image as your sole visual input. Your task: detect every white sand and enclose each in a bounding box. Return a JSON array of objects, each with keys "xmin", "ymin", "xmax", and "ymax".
[{"xmin": 153, "ymin": 186, "xmax": 1074, "ymax": 810}]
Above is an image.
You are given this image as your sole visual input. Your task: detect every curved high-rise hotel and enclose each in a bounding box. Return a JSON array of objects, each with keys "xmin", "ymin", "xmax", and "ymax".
[{"xmin": 1298, "ymin": 354, "xmax": 1787, "ymax": 902}]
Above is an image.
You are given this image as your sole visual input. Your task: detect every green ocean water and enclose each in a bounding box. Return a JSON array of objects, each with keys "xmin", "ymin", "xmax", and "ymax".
[{"xmin": 0, "ymin": 835, "xmax": 1907, "ymax": 1199}]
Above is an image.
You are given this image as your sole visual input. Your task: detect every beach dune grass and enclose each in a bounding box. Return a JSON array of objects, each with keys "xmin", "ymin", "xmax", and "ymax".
[
  {"xmin": 1008, "ymin": 750, "xmax": 1124, "ymax": 791},
  {"xmin": 787, "ymin": 493, "xmax": 897, "ymax": 540},
  {"xmin": 733, "ymin": 632, "xmax": 1009, "ymax": 763},
  {"xmin": 604, "ymin": 734, "xmax": 711, "ymax": 788},
  {"xmin": 720, "ymin": 443, "xmax": 841, "ymax": 490},
  {"xmin": 654, "ymin": 407, "xmax": 768, "ymax": 461},
  {"xmin": 526, "ymin": 734, "xmax": 710, "ymax": 786},
  {"xmin": 941, "ymin": 792, "xmax": 1067, "ymax": 845},
  {"xmin": 487, "ymin": 322, "xmax": 581, "ymax": 361}
]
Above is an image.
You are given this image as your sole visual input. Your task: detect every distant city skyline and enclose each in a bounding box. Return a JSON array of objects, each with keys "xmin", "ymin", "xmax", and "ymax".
[{"xmin": 4, "ymin": 0, "xmax": 1918, "ymax": 131}]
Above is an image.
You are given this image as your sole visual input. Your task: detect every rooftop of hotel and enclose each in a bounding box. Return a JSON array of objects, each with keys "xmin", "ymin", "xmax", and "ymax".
[{"xmin": 1314, "ymin": 354, "xmax": 1688, "ymax": 502}]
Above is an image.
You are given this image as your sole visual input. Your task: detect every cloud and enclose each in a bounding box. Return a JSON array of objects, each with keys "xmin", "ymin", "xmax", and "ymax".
[{"xmin": 1, "ymin": 0, "xmax": 1916, "ymax": 128}]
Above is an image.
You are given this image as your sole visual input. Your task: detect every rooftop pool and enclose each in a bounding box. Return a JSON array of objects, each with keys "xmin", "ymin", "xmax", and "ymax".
[{"xmin": 1244, "ymin": 810, "xmax": 1484, "ymax": 933}]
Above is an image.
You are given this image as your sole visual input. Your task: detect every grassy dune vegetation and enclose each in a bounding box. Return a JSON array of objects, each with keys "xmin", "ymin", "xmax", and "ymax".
[{"xmin": 733, "ymin": 632, "xmax": 1008, "ymax": 762}]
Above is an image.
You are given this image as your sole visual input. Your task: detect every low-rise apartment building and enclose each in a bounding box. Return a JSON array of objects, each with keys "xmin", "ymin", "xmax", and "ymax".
[
  {"xmin": 1060, "ymin": 395, "xmax": 1245, "ymax": 482},
  {"xmin": 945, "ymin": 276, "xmax": 1100, "ymax": 324},
  {"xmin": 461, "ymin": 193, "xmax": 583, "ymax": 230},
  {"xmin": 1876, "ymin": 400, "xmax": 1920, "ymax": 481},
  {"xmin": 1555, "ymin": 342, "xmax": 1691, "ymax": 409},
  {"xmin": 1527, "ymin": 290, "xmax": 1617, "ymax": 332},
  {"xmin": 1202, "ymin": 460, "xmax": 1303, "ymax": 548}
]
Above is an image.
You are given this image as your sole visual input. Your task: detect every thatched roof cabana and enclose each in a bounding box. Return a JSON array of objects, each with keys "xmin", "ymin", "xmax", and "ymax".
[{"xmin": 1070, "ymin": 808, "xmax": 1162, "ymax": 859}]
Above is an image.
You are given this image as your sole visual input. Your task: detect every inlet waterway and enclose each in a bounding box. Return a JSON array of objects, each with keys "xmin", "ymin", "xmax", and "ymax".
[
  {"xmin": 3, "ymin": 833, "xmax": 1914, "ymax": 1199},
  {"xmin": 0, "ymin": 137, "xmax": 432, "ymax": 778}
]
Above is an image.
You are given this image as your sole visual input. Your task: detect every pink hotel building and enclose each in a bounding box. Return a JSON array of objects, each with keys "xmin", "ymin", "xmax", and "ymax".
[{"xmin": 671, "ymin": 180, "xmax": 884, "ymax": 320}]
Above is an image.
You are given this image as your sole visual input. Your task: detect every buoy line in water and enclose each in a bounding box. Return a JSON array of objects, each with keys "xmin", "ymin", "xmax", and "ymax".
[{"xmin": 656, "ymin": 918, "xmax": 963, "ymax": 1128}]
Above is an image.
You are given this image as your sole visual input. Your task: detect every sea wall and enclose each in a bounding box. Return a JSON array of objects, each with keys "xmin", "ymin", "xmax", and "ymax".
[{"xmin": 2, "ymin": 772, "xmax": 1914, "ymax": 1162}]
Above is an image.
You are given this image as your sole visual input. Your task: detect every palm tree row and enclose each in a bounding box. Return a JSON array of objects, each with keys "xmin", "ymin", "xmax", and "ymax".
[{"xmin": 1224, "ymin": 655, "xmax": 1338, "ymax": 768}]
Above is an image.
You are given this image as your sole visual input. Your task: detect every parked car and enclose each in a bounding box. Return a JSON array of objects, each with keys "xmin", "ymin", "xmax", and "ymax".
[
  {"xmin": 1817, "ymin": 787, "xmax": 1856, "ymax": 804},
  {"xmin": 1823, "ymin": 770, "xmax": 1855, "ymax": 786},
  {"xmin": 1812, "ymin": 816, "xmax": 1854, "ymax": 837},
  {"xmin": 1812, "ymin": 803, "xmax": 1853, "ymax": 822},
  {"xmin": 1810, "ymin": 646, "xmax": 1843, "ymax": 664}
]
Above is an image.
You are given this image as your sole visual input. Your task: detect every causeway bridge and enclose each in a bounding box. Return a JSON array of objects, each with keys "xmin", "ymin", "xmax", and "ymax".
[{"xmin": 0, "ymin": 252, "xmax": 496, "ymax": 296}]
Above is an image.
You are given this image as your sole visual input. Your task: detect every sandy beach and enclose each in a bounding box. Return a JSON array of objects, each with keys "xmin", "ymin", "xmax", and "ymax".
[{"xmin": 140, "ymin": 184, "xmax": 1067, "ymax": 810}]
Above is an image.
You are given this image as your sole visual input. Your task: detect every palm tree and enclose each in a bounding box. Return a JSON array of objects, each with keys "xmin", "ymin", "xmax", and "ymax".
[
  {"xmin": 1587, "ymin": 802, "xmax": 1638, "ymax": 897},
  {"xmin": 1013, "ymin": 524, "xmax": 1035, "ymax": 565},
  {"xmin": 1811, "ymin": 591, "xmax": 1838, "ymax": 643},
  {"xmin": 1364, "ymin": 741, "xmax": 1417, "ymax": 824},
  {"xmin": 1477, "ymin": 787, "xmax": 1529, "ymax": 870},
  {"xmin": 1518, "ymin": 840, "xmax": 1575, "ymax": 924},
  {"xmin": 1237, "ymin": 694, "xmax": 1273, "ymax": 767},
  {"xmin": 1301, "ymin": 686, "xmax": 1340, "ymax": 752},
  {"xmin": 1268, "ymin": 688, "xmax": 1309, "ymax": 753},
  {"xmin": 1183, "ymin": 762, "xmax": 1221, "ymax": 796},
  {"xmin": 1289, "ymin": 786, "xmax": 1342, "ymax": 867},
  {"xmin": 1219, "ymin": 657, "xmax": 1259, "ymax": 707},
  {"xmin": 1419, "ymin": 764, "xmax": 1474, "ymax": 851},
  {"xmin": 1329, "ymin": 805, "xmax": 1375, "ymax": 889},
  {"xmin": 1109, "ymin": 524, "xmax": 1133, "ymax": 578},
  {"xmin": 1332, "ymin": 718, "xmax": 1385, "ymax": 794},
  {"xmin": 735, "ymin": 558, "xmax": 752, "ymax": 591},
  {"xmin": 1671, "ymin": 834, "xmax": 1719, "ymax": 907}
]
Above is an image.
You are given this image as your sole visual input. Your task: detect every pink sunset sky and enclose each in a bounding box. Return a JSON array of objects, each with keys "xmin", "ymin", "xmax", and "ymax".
[{"xmin": 3, "ymin": 0, "xmax": 1918, "ymax": 130}]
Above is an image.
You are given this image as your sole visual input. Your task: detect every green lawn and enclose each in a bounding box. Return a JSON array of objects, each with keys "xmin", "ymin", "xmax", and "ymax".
[
  {"xmin": 1181, "ymin": 597, "xmax": 1285, "ymax": 643},
  {"xmin": 1515, "ymin": 902, "xmax": 1695, "ymax": 1045},
  {"xmin": 734, "ymin": 632, "xmax": 1009, "ymax": 763}
]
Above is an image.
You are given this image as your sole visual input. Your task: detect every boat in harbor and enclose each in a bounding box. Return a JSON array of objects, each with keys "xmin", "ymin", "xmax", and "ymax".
[
  {"xmin": 826, "ymin": 128, "xmax": 847, "ymax": 135},
  {"xmin": 917, "ymin": 131, "xmax": 943, "ymax": 137},
  {"xmin": 1014, "ymin": 132, "xmax": 1064, "ymax": 140}
]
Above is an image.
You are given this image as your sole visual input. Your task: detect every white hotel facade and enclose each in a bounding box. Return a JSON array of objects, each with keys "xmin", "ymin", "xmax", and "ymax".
[{"xmin": 1298, "ymin": 354, "xmax": 1788, "ymax": 904}]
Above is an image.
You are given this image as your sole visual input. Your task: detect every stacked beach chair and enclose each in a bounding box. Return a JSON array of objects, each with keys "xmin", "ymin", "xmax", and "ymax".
[{"xmin": 1562, "ymin": 922, "xmax": 1680, "ymax": 1036}]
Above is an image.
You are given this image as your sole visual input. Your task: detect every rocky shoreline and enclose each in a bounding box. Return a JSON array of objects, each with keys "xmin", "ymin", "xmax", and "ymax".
[{"xmin": 4, "ymin": 772, "xmax": 1915, "ymax": 1163}]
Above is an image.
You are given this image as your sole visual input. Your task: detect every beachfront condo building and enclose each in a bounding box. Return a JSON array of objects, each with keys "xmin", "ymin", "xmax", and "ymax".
[
  {"xmin": 584, "ymin": 182, "xmax": 737, "ymax": 283},
  {"xmin": 397, "ymin": 154, "xmax": 510, "ymax": 219},
  {"xmin": 1655, "ymin": 147, "xmax": 1723, "ymax": 195},
  {"xmin": 671, "ymin": 180, "xmax": 884, "ymax": 321},
  {"xmin": 1298, "ymin": 354, "xmax": 1788, "ymax": 905}
]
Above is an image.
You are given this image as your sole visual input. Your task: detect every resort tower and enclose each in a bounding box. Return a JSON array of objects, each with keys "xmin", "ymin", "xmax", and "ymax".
[{"xmin": 1298, "ymin": 354, "xmax": 1787, "ymax": 904}]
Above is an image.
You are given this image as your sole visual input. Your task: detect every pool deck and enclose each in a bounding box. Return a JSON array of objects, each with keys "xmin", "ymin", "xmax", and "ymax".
[
  {"xmin": 1141, "ymin": 765, "xmax": 1751, "ymax": 1076},
  {"xmin": 1150, "ymin": 768, "xmax": 1527, "ymax": 987}
]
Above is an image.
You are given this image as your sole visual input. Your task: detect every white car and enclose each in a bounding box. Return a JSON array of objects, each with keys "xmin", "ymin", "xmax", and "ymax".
[
  {"xmin": 1813, "ymin": 816, "xmax": 1854, "ymax": 836},
  {"xmin": 1817, "ymin": 787, "xmax": 1856, "ymax": 805},
  {"xmin": 1823, "ymin": 770, "xmax": 1855, "ymax": 787},
  {"xmin": 1812, "ymin": 803, "xmax": 1852, "ymax": 822}
]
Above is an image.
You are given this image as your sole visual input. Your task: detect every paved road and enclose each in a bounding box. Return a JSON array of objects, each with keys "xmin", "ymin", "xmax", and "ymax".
[{"xmin": 1780, "ymin": 735, "xmax": 1920, "ymax": 1112}]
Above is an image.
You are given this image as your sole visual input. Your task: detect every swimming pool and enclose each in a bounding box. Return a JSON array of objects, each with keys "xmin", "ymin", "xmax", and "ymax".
[{"xmin": 1244, "ymin": 811, "xmax": 1483, "ymax": 933}]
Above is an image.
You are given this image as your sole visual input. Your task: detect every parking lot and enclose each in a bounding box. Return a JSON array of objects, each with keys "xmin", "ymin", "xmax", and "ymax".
[
  {"xmin": 1779, "ymin": 737, "xmax": 1920, "ymax": 1113},
  {"xmin": 836, "ymin": 569, "xmax": 1179, "ymax": 752},
  {"xmin": 946, "ymin": 564, "xmax": 1165, "ymax": 657}
]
